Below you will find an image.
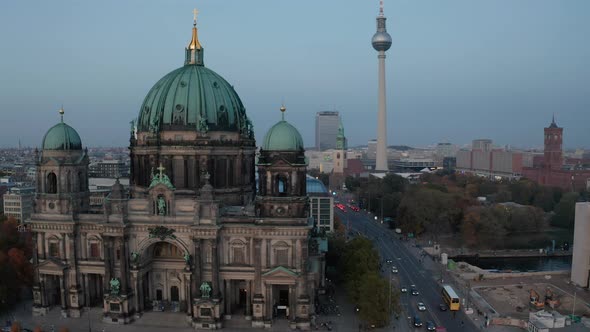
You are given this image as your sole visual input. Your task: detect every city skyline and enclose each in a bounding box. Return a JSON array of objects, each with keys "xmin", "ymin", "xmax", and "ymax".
[{"xmin": 1, "ymin": 0, "xmax": 589, "ymax": 149}]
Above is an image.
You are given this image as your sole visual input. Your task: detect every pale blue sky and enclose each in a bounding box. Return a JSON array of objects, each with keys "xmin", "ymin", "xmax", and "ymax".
[{"xmin": 0, "ymin": 0, "xmax": 589, "ymax": 149}]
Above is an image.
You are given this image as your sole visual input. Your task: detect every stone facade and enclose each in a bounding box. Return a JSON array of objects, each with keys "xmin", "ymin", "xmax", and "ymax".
[{"xmin": 28, "ymin": 17, "xmax": 320, "ymax": 331}]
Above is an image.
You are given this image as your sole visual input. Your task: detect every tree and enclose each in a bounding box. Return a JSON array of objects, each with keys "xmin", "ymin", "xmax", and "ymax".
[
  {"xmin": 341, "ymin": 237, "xmax": 380, "ymax": 303},
  {"xmin": 397, "ymin": 187, "xmax": 460, "ymax": 236},
  {"xmin": 344, "ymin": 176, "xmax": 361, "ymax": 192},
  {"xmin": 551, "ymin": 192, "xmax": 579, "ymax": 228},
  {"xmin": 382, "ymin": 174, "xmax": 407, "ymax": 194},
  {"xmin": 357, "ymin": 272, "xmax": 398, "ymax": 327}
]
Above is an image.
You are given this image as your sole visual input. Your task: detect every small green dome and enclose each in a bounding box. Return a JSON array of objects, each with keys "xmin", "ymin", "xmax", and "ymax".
[
  {"xmin": 42, "ymin": 122, "xmax": 83, "ymax": 150},
  {"xmin": 137, "ymin": 64, "xmax": 248, "ymax": 133},
  {"xmin": 262, "ymin": 120, "xmax": 304, "ymax": 151}
]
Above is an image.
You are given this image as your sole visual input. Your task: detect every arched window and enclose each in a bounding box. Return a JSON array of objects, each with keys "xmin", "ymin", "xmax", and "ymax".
[
  {"xmin": 47, "ymin": 172, "xmax": 57, "ymax": 194},
  {"xmin": 170, "ymin": 286, "xmax": 179, "ymax": 302},
  {"xmin": 153, "ymin": 242, "xmax": 182, "ymax": 259},
  {"xmin": 277, "ymin": 175, "xmax": 288, "ymax": 195}
]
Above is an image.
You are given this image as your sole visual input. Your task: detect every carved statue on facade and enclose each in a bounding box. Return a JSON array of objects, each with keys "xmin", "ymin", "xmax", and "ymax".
[
  {"xmin": 198, "ymin": 117, "xmax": 209, "ymax": 133},
  {"xmin": 200, "ymin": 282, "xmax": 212, "ymax": 298},
  {"xmin": 131, "ymin": 252, "xmax": 140, "ymax": 264},
  {"xmin": 157, "ymin": 196, "xmax": 166, "ymax": 216},
  {"xmin": 109, "ymin": 278, "xmax": 120, "ymax": 296},
  {"xmin": 183, "ymin": 251, "xmax": 191, "ymax": 265},
  {"xmin": 129, "ymin": 120, "xmax": 136, "ymax": 137}
]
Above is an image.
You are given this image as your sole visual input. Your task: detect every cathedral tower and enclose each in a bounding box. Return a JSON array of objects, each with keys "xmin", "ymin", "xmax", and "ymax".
[
  {"xmin": 35, "ymin": 108, "xmax": 89, "ymax": 215},
  {"xmin": 256, "ymin": 106, "xmax": 308, "ymax": 221}
]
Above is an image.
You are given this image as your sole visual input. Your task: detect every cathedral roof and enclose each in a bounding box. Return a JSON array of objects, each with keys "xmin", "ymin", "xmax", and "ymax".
[
  {"xmin": 261, "ymin": 106, "xmax": 304, "ymax": 151},
  {"xmin": 42, "ymin": 108, "xmax": 82, "ymax": 150},
  {"xmin": 136, "ymin": 19, "xmax": 250, "ymax": 135}
]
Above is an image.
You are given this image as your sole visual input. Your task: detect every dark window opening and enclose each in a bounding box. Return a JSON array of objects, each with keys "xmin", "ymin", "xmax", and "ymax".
[
  {"xmin": 49, "ymin": 242, "xmax": 59, "ymax": 258},
  {"xmin": 171, "ymin": 286, "xmax": 179, "ymax": 302},
  {"xmin": 47, "ymin": 173, "xmax": 57, "ymax": 194},
  {"xmin": 90, "ymin": 243, "xmax": 100, "ymax": 258}
]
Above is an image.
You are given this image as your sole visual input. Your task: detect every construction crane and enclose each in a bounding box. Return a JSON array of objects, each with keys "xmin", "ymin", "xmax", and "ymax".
[
  {"xmin": 545, "ymin": 287, "xmax": 561, "ymax": 309},
  {"xmin": 529, "ymin": 289, "xmax": 545, "ymax": 309}
]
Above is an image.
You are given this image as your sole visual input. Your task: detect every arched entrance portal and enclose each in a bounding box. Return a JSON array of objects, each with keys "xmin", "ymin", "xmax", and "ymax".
[{"xmin": 140, "ymin": 241, "xmax": 189, "ymax": 313}]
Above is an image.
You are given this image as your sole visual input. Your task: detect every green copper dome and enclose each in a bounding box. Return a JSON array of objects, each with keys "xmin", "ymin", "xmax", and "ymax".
[
  {"xmin": 262, "ymin": 119, "xmax": 304, "ymax": 151},
  {"xmin": 137, "ymin": 65, "xmax": 249, "ymax": 133},
  {"xmin": 136, "ymin": 22, "xmax": 250, "ymax": 135},
  {"xmin": 42, "ymin": 121, "xmax": 83, "ymax": 150}
]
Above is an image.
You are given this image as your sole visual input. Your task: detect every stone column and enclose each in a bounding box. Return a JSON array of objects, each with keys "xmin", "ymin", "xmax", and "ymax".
[
  {"xmin": 138, "ymin": 276, "xmax": 144, "ymax": 312},
  {"xmin": 119, "ymin": 238, "xmax": 128, "ymax": 294},
  {"xmin": 265, "ymin": 283, "xmax": 272, "ymax": 319},
  {"xmin": 266, "ymin": 239, "xmax": 271, "ymax": 268},
  {"xmin": 84, "ymin": 274, "xmax": 90, "ymax": 308},
  {"xmin": 64, "ymin": 233, "xmax": 70, "ymax": 261},
  {"xmin": 132, "ymin": 272, "xmax": 139, "ymax": 312},
  {"xmin": 185, "ymin": 274, "xmax": 191, "ymax": 315},
  {"xmin": 254, "ymin": 240, "xmax": 262, "ymax": 295},
  {"xmin": 289, "ymin": 285, "xmax": 295, "ymax": 320},
  {"xmin": 210, "ymin": 239, "xmax": 219, "ymax": 298},
  {"xmin": 103, "ymin": 237, "xmax": 112, "ymax": 293},
  {"xmin": 41, "ymin": 233, "xmax": 46, "ymax": 259},
  {"xmin": 61, "ymin": 235, "xmax": 67, "ymax": 260},
  {"xmin": 246, "ymin": 280, "xmax": 252, "ymax": 317},
  {"xmin": 81, "ymin": 232, "xmax": 87, "ymax": 259},
  {"xmin": 59, "ymin": 275, "xmax": 67, "ymax": 310},
  {"xmin": 191, "ymin": 239, "xmax": 201, "ymax": 299},
  {"xmin": 32, "ymin": 233, "xmax": 40, "ymax": 284},
  {"xmin": 224, "ymin": 280, "xmax": 231, "ymax": 315}
]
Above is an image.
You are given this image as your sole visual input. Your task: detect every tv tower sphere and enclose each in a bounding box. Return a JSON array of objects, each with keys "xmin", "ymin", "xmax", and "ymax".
[{"xmin": 372, "ymin": 30, "xmax": 392, "ymax": 51}]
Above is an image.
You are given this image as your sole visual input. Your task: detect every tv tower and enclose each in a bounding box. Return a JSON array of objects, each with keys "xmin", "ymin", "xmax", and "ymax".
[{"xmin": 372, "ymin": 0, "xmax": 392, "ymax": 171}]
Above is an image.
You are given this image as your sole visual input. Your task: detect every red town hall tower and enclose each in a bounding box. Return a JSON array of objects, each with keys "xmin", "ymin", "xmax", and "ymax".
[{"xmin": 543, "ymin": 116, "xmax": 563, "ymax": 170}]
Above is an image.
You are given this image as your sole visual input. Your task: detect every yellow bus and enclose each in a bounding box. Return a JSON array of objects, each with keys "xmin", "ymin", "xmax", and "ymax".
[{"xmin": 442, "ymin": 285, "xmax": 460, "ymax": 311}]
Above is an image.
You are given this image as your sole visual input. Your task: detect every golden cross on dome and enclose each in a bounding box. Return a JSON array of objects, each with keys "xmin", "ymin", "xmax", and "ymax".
[
  {"xmin": 193, "ymin": 8, "xmax": 199, "ymax": 25},
  {"xmin": 157, "ymin": 163, "xmax": 166, "ymax": 178}
]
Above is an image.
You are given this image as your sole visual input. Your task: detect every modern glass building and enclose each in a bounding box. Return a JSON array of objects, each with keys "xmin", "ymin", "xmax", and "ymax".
[
  {"xmin": 306, "ymin": 175, "xmax": 334, "ymax": 233},
  {"xmin": 315, "ymin": 111, "xmax": 340, "ymax": 151}
]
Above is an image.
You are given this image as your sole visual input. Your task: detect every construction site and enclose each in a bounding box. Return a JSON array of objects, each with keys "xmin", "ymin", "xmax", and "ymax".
[{"xmin": 474, "ymin": 283, "xmax": 589, "ymax": 319}]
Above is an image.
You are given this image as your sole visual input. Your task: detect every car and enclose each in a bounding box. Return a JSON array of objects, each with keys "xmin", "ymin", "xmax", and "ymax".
[
  {"xmin": 439, "ymin": 303, "xmax": 448, "ymax": 311},
  {"xmin": 417, "ymin": 302, "xmax": 426, "ymax": 311},
  {"xmin": 386, "ymin": 259, "xmax": 393, "ymax": 264},
  {"xmin": 413, "ymin": 315, "xmax": 422, "ymax": 327},
  {"xmin": 411, "ymin": 288, "xmax": 419, "ymax": 296},
  {"xmin": 426, "ymin": 321, "xmax": 436, "ymax": 331},
  {"xmin": 400, "ymin": 286, "xmax": 408, "ymax": 293},
  {"xmin": 391, "ymin": 266, "xmax": 398, "ymax": 273}
]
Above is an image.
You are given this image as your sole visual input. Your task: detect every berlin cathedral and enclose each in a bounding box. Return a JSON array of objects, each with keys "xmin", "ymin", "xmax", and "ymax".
[{"xmin": 27, "ymin": 14, "xmax": 323, "ymax": 330}]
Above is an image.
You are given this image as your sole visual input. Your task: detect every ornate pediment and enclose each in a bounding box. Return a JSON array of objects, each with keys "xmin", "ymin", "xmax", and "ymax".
[
  {"xmin": 148, "ymin": 225, "xmax": 177, "ymax": 241},
  {"xmin": 38, "ymin": 258, "xmax": 68, "ymax": 271},
  {"xmin": 149, "ymin": 163, "xmax": 175, "ymax": 190},
  {"xmin": 262, "ymin": 266, "xmax": 298, "ymax": 278}
]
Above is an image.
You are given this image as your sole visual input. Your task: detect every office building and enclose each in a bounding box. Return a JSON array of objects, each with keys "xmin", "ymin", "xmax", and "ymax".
[{"xmin": 315, "ymin": 111, "xmax": 339, "ymax": 151}]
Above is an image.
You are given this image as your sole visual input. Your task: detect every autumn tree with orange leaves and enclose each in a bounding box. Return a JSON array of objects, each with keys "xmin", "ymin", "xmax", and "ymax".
[{"xmin": 0, "ymin": 215, "xmax": 33, "ymax": 313}]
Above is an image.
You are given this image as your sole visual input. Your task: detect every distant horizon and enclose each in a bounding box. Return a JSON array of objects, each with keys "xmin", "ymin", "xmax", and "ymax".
[
  {"xmin": 1, "ymin": 1, "xmax": 589, "ymax": 149},
  {"xmin": 2, "ymin": 142, "xmax": 586, "ymax": 152}
]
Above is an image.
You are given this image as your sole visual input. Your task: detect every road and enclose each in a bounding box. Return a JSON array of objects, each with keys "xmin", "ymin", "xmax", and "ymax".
[{"xmin": 337, "ymin": 207, "xmax": 480, "ymax": 331}]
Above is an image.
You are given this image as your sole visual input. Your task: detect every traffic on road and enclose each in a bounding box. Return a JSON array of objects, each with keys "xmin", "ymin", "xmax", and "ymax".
[{"xmin": 336, "ymin": 207, "xmax": 478, "ymax": 331}]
